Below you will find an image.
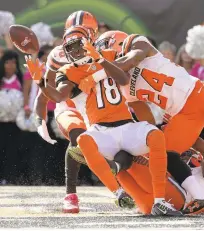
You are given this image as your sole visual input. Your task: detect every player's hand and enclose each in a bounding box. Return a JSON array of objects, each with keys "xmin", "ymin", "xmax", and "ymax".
[
  {"xmin": 79, "ymin": 75, "xmax": 96, "ymax": 94},
  {"xmin": 79, "ymin": 68, "xmax": 107, "ymax": 94},
  {"xmin": 82, "ymin": 37, "xmax": 102, "ymax": 61},
  {"xmin": 24, "ymin": 55, "xmax": 45, "ymax": 82}
]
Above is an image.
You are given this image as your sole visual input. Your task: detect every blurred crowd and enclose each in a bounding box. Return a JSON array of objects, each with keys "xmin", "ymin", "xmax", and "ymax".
[{"xmin": 0, "ymin": 10, "xmax": 204, "ymax": 186}]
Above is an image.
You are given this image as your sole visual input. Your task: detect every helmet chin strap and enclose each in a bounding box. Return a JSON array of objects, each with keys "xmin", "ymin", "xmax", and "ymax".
[{"xmin": 74, "ymin": 56, "xmax": 93, "ymax": 65}]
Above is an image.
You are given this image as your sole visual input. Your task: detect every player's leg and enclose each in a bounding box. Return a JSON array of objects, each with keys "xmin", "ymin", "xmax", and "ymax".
[
  {"xmin": 56, "ymin": 109, "xmax": 86, "ymax": 213},
  {"xmin": 164, "ymin": 114, "xmax": 203, "ymax": 155},
  {"xmin": 165, "ymin": 176, "xmax": 186, "ymax": 211},
  {"xmin": 129, "ymin": 100, "xmax": 195, "ymax": 203},
  {"xmin": 116, "ymin": 170, "xmax": 154, "ymax": 214},
  {"xmin": 164, "ymin": 80, "xmax": 204, "ymax": 154},
  {"xmin": 122, "ymin": 122, "xmax": 182, "ymax": 216},
  {"xmin": 163, "ymin": 95, "xmax": 204, "ymax": 213},
  {"xmin": 134, "ymin": 149, "xmax": 204, "ymax": 214},
  {"xmin": 181, "ymin": 150, "xmax": 204, "ymax": 215},
  {"xmin": 77, "ymin": 128, "xmax": 146, "ymax": 208},
  {"xmin": 118, "ymin": 160, "xmax": 185, "ymax": 214},
  {"xmin": 77, "ymin": 131, "xmax": 121, "ymax": 193},
  {"xmin": 127, "ymin": 156, "xmax": 153, "ymax": 194}
]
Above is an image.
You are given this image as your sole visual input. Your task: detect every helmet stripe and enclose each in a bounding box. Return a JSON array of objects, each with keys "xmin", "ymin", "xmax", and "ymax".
[
  {"xmin": 79, "ymin": 11, "xmax": 84, "ymax": 25},
  {"xmin": 64, "ymin": 30, "xmax": 89, "ymax": 40},
  {"xmin": 76, "ymin": 11, "xmax": 81, "ymax": 25},
  {"xmin": 72, "ymin": 12, "xmax": 78, "ymax": 26},
  {"xmin": 122, "ymin": 34, "xmax": 140, "ymax": 55}
]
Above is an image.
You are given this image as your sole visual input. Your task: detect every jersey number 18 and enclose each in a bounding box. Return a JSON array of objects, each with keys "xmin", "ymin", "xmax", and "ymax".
[{"xmin": 96, "ymin": 78, "xmax": 122, "ymax": 109}]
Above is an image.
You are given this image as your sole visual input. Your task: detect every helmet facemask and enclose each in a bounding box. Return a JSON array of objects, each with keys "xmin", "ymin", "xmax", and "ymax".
[
  {"xmin": 95, "ymin": 38, "xmax": 109, "ymax": 51},
  {"xmin": 63, "ymin": 36, "xmax": 92, "ymax": 65}
]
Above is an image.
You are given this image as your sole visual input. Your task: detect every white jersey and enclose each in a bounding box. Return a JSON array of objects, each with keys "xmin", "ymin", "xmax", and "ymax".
[
  {"xmin": 46, "ymin": 45, "xmax": 68, "ymax": 72},
  {"xmin": 121, "ymin": 36, "xmax": 198, "ymax": 116},
  {"xmin": 46, "ymin": 45, "xmax": 75, "ymax": 118}
]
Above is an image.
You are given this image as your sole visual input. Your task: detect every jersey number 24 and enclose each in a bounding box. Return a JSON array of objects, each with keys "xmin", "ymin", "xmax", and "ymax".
[{"xmin": 136, "ymin": 68, "xmax": 175, "ymax": 109}]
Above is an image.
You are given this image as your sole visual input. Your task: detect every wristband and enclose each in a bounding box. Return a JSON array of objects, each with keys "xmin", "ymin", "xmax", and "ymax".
[
  {"xmin": 95, "ymin": 57, "xmax": 105, "ymax": 64},
  {"xmin": 92, "ymin": 69, "xmax": 107, "ymax": 83}
]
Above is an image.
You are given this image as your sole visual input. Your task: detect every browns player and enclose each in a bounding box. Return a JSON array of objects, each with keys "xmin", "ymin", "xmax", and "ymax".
[
  {"xmin": 119, "ymin": 34, "xmax": 204, "ymax": 214},
  {"xmin": 32, "ymin": 11, "xmax": 98, "ymax": 213},
  {"xmin": 119, "ymin": 34, "xmax": 204, "ymax": 155}
]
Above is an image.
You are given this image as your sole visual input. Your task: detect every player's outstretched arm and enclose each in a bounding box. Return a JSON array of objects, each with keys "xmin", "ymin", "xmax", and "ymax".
[
  {"xmin": 24, "ymin": 56, "xmax": 74, "ymax": 103},
  {"xmin": 34, "ymin": 89, "xmax": 49, "ymax": 121},
  {"xmin": 32, "ymin": 69, "xmax": 58, "ymax": 145},
  {"xmin": 38, "ymin": 77, "xmax": 75, "ymax": 103},
  {"xmin": 114, "ymin": 41, "xmax": 154, "ymax": 72},
  {"xmin": 98, "ymin": 58, "xmax": 129, "ymax": 86},
  {"xmin": 34, "ymin": 69, "xmax": 55, "ymax": 120},
  {"xmin": 82, "ymin": 38, "xmax": 129, "ymax": 86}
]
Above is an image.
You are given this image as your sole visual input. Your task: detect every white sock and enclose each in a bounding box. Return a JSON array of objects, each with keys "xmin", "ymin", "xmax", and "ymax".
[
  {"xmin": 154, "ymin": 198, "xmax": 165, "ymax": 204},
  {"xmin": 181, "ymin": 175, "xmax": 204, "ymax": 199}
]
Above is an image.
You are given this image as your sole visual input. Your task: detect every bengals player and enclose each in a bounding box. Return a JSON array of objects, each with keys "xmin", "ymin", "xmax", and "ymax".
[
  {"xmin": 27, "ymin": 22, "xmax": 133, "ymax": 214},
  {"xmin": 32, "ymin": 11, "xmax": 98, "ymax": 213}
]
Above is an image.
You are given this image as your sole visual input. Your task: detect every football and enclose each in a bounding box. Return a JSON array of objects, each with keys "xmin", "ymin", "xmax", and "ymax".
[{"xmin": 9, "ymin": 24, "xmax": 39, "ymax": 54}]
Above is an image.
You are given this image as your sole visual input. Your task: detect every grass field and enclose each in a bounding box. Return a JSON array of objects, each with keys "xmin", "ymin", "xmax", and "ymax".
[{"xmin": 0, "ymin": 186, "xmax": 204, "ymax": 230}]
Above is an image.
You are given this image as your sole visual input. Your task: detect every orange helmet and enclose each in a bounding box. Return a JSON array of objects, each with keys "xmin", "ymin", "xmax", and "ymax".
[
  {"xmin": 65, "ymin": 11, "xmax": 98, "ymax": 41},
  {"xmin": 95, "ymin": 30, "xmax": 128, "ymax": 56},
  {"xmin": 63, "ymin": 25, "xmax": 93, "ymax": 65},
  {"xmin": 122, "ymin": 34, "xmax": 140, "ymax": 56}
]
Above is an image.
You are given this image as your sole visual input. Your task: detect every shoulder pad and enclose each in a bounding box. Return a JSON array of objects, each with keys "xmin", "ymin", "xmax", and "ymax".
[
  {"xmin": 131, "ymin": 35, "xmax": 151, "ymax": 45},
  {"xmin": 46, "ymin": 45, "xmax": 69, "ymax": 72},
  {"xmin": 57, "ymin": 63, "xmax": 73, "ymax": 75}
]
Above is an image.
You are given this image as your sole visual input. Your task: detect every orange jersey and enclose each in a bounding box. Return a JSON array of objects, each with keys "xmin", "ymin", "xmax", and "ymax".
[{"xmin": 58, "ymin": 49, "xmax": 132, "ymax": 126}]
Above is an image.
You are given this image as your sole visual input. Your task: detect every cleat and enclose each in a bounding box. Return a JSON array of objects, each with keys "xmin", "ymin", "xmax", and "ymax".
[
  {"xmin": 151, "ymin": 200, "xmax": 183, "ymax": 216},
  {"xmin": 183, "ymin": 199, "xmax": 204, "ymax": 215},
  {"xmin": 114, "ymin": 188, "xmax": 135, "ymax": 209},
  {"xmin": 63, "ymin": 193, "xmax": 79, "ymax": 213}
]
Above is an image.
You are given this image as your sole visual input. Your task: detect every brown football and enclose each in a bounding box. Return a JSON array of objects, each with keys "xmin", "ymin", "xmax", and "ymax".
[{"xmin": 9, "ymin": 25, "xmax": 39, "ymax": 54}]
